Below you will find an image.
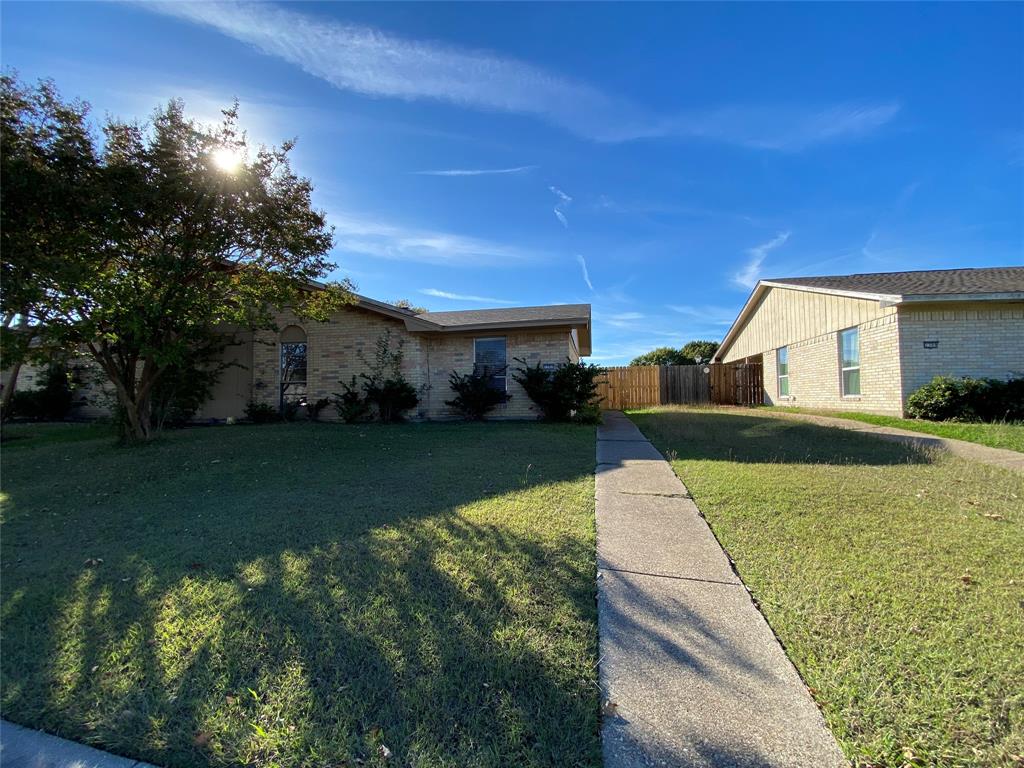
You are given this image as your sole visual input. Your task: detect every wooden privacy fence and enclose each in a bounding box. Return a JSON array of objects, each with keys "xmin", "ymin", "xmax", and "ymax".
[{"xmin": 596, "ymin": 363, "xmax": 763, "ymax": 410}]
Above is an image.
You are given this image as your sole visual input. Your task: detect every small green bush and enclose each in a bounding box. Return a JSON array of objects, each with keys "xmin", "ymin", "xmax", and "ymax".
[
  {"xmin": 906, "ymin": 375, "xmax": 1023, "ymax": 422},
  {"xmin": 512, "ymin": 358, "xmax": 603, "ymax": 423},
  {"xmin": 363, "ymin": 378, "xmax": 419, "ymax": 423},
  {"xmin": 332, "ymin": 377, "xmax": 371, "ymax": 423},
  {"xmin": 244, "ymin": 400, "xmax": 281, "ymax": 424},
  {"xmin": 445, "ymin": 370, "xmax": 510, "ymax": 420}
]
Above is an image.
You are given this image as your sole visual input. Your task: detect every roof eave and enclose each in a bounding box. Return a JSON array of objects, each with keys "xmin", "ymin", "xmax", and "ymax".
[{"xmin": 896, "ymin": 291, "xmax": 1024, "ymax": 304}]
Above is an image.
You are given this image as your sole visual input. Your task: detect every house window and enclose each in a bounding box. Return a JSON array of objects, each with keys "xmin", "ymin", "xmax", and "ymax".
[
  {"xmin": 474, "ymin": 337, "xmax": 507, "ymax": 391},
  {"xmin": 777, "ymin": 346, "xmax": 790, "ymax": 397},
  {"xmin": 280, "ymin": 326, "xmax": 308, "ymax": 408},
  {"xmin": 839, "ymin": 327, "xmax": 860, "ymax": 396}
]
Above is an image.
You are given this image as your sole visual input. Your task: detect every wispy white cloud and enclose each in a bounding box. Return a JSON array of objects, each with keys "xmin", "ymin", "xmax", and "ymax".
[
  {"xmin": 420, "ymin": 288, "xmax": 518, "ymax": 304},
  {"xmin": 575, "ymin": 254, "xmax": 593, "ymax": 291},
  {"xmin": 551, "ymin": 186, "xmax": 572, "ymax": 228},
  {"xmin": 668, "ymin": 102, "xmax": 902, "ymax": 151},
  {"xmin": 733, "ymin": 231, "xmax": 791, "ymax": 289},
  {"xmin": 666, "ymin": 304, "xmax": 736, "ymax": 326},
  {"xmin": 329, "ymin": 211, "xmax": 534, "ymax": 266},
  {"xmin": 144, "ymin": 2, "xmax": 899, "ymax": 149},
  {"xmin": 412, "ymin": 165, "xmax": 537, "ymax": 176}
]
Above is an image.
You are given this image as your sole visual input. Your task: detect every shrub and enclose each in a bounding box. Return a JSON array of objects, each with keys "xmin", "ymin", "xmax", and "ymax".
[
  {"xmin": 308, "ymin": 397, "xmax": 332, "ymax": 421},
  {"xmin": 244, "ymin": 400, "xmax": 281, "ymax": 424},
  {"xmin": 358, "ymin": 329, "xmax": 419, "ymax": 423},
  {"xmin": 149, "ymin": 352, "xmax": 223, "ymax": 430},
  {"xmin": 445, "ymin": 370, "xmax": 510, "ymax": 420},
  {"xmin": 512, "ymin": 358, "xmax": 603, "ymax": 422},
  {"xmin": 363, "ymin": 378, "xmax": 419, "ymax": 423},
  {"xmin": 906, "ymin": 375, "xmax": 1024, "ymax": 423},
  {"xmin": 333, "ymin": 377, "xmax": 371, "ymax": 423},
  {"xmin": 8, "ymin": 363, "xmax": 77, "ymax": 421}
]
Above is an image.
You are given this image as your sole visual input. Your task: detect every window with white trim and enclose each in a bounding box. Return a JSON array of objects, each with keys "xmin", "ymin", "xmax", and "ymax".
[
  {"xmin": 777, "ymin": 346, "xmax": 790, "ymax": 397},
  {"xmin": 474, "ymin": 337, "xmax": 507, "ymax": 391},
  {"xmin": 838, "ymin": 327, "xmax": 860, "ymax": 396}
]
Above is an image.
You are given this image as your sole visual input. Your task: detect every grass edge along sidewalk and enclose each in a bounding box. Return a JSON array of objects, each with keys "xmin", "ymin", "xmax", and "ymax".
[{"xmin": 628, "ymin": 407, "xmax": 1024, "ymax": 768}]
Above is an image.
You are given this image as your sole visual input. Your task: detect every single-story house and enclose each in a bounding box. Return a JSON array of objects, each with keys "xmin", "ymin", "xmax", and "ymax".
[
  {"xmin": 12, "ymin": 295, "xmax": 592, "ymax": 421},
  {"xmin": 715, "ymin": 266, "xmax": 1024, "ymax": 415}
]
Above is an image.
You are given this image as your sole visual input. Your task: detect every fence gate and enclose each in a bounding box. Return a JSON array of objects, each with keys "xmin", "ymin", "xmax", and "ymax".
[{"xmin": 709, "ymin": 362, "xmax": 764, "ymax": 406}]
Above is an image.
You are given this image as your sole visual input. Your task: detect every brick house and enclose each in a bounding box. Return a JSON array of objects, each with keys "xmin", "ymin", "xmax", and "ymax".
[
  {"xmin": 29, "ymin": 294, "xmax": 591, "ymax": 421},
  {"xmin": 714, "ymin": 267, "xmax": 1023, "ymax": 415}
]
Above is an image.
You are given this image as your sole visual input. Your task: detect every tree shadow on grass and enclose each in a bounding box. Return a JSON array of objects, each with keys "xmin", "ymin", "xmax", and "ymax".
[
  {"xmin": 1, "ymin": 422, "xmax": 606, "ymax": 767},
  {"xmin": 630, "ymin": 409, "xmax": 937, "ymax": 467}
]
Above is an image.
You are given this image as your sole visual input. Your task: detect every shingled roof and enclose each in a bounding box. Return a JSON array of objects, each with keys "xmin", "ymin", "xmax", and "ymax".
[
  {"xmin": 765, "ymin": 266, "xmax": 1024, "ymax": 299},
  {"xmin": 417, "ymin": 304, "xmax": 591, "ymax": 327}
]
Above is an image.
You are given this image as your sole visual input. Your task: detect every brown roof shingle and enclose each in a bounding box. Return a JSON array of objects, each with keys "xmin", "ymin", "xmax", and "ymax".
[{"xmin": 767, "ymin": 266, "xmax": 1024, "ymax": 298}]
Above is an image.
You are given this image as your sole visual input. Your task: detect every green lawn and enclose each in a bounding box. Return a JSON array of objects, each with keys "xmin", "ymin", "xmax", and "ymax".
[
  {"xmin": 1, "ymin": 421, "xmax": 600, "ymax": 768},
  {"xmin": 629, "ymin": 407, "xmax": 1024, "ymax": 768},
  {"xmin": 765, "ymin": 406, "xmax": 1024, "ymax": 454}
]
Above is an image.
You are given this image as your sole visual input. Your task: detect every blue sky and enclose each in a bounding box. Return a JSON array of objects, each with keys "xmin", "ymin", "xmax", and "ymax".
[{"xmin": 3, "ymin": 2, "xmax": 1022, "ymax": 363}]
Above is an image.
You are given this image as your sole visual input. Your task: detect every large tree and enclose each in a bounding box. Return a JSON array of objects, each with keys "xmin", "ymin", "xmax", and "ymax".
[
  {"xmin": 680, "ymin": 339, "xmax": 720, "ymax": 364},
  {"xmin": 1, "ymin": 76, "xmax": 353, "ymax": 440},
  {"xmin": 0, "ymin": 75, "xmax": 97, "ymax": 413}
]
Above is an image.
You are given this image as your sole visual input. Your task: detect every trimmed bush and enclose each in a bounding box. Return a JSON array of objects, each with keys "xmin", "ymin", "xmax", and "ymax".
[
  {"xmin": 244, "ymin": 400, "xmax": 281, "ymax": 424},
  {"xmin": 512, "ymin": 358, "xmax": 603, "ymax": 423},
  {"xmin": 906, "ymin": 375, "xmax": 1023, "ymax": 423},
  {"xmin": 333, "ymin": 376, "xmax": 371, "ymax": 423},
  {"xmin": 445, "ymin": 370, "xmax": 510, "ymax": 420}
]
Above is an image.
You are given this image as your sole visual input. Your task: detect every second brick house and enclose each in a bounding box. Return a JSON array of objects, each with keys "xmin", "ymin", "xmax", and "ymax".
[{"xmin": 714, "ymin": 266, "xmax": 1023, "ymax": 415}]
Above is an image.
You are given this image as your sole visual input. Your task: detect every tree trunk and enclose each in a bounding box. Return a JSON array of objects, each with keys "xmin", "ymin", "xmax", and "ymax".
[
  {"xmin": 1, "ymin": 360, "xmax": 24, "ymax": 418},
  {"xmin": 1, "ymin": 314, "xmax": 33, "ymax": 420}
]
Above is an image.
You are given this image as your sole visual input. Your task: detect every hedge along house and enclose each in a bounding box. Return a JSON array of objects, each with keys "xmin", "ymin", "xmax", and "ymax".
[
  {"xmin": 183, "ymin": 295, "xmax": 591, "ymax": 421},
  {"xmin": 714, "ymin": 267, "xmax": 1024, "ymax": 416}
]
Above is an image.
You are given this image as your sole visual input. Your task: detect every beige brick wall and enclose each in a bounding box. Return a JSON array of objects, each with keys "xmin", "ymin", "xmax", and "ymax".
[
  {"xmin": 252, "ymin": 307, "xmax": 579, "ymax": 420},
  {"xmin": 897, "ymin": 302, "xmax": 1024, "ymax": 400},
  {"xmin": 419, "ymin": 329, "xmax": 578, "ymax": 419},
  {"xmin": 251, "ymin": 306, "xmax": 427, "ymax": 416},
  {"xmin": 762, "ymin": 313, "xmax": 903, "ymax": 415}
]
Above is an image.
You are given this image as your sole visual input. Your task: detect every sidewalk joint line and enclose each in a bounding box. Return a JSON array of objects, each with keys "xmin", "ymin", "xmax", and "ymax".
[{"xmin": 600, "ymin": 565, "xmax": 742, "ymax": 587}]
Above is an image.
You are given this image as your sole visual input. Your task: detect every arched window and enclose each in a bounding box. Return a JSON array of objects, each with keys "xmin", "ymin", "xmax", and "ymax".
[{"xmin": 279, "ymin": 326, "xmax": 308, "ymax": 409}]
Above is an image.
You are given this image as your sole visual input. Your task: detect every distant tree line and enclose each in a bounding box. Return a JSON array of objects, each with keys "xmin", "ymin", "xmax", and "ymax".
[{"xmin": 629, "ymin": 340, "xmax": 720, "ymax": 367}]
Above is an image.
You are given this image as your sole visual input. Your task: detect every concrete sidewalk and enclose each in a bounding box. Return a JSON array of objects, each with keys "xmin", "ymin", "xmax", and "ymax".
[
  {"xmin": 595, "ymin": 411, "xmax": 847, "ymax": 768},
  {"xmin": 766, "ymin": 410, "xmax": 1024, "ymax": 473},
  {"xmin": 0, "ymin": 720, "xmax": 157, "ymax": 768}
]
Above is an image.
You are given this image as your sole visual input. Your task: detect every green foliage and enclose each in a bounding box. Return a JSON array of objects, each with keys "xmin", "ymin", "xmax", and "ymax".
[
  {"xmin": 244, "ymin": 400, "xmax": 280, "ymax": 424},
  {"xmin": 629, "ymin": 346, "xmax": 689, "ymax": 366},
  {"xmin": 332, "ymin": 376, "xmax": 371, "ymax": 424},
  {"xmin": 7, "ymin": 363, "xmax": 77, "ymax": 420},
  {"xmin": 906, "ymin": 375, "xmax": 1024, "ymax": 423},
  {"xmin": 1, "ymin": 75, "xmax": 355, "ymax": 442},
  {"xmin": 629, "ymin": 341, "xmax": 719, "ymax": 367},
  {"xmin": 148, "ymin": 338, "xmax": 226, "ymax": 430},
  {"xmin": 358, "ymin": 329, "xmax": 419, "ymax": 423},
  {"xmin": 512, "ymin": 358, "xmax": 603, "ymax": 422},
  {"xmin": 445, "ymin": 370, "xmax": 510, "ymax": 420},
  {"xmin": 392, "ymin": 298, "xmax": 428, "ymax": 314},
  {"xmin": 679, "ymin": 340, "xmax": 720, "ymax": 364}
]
